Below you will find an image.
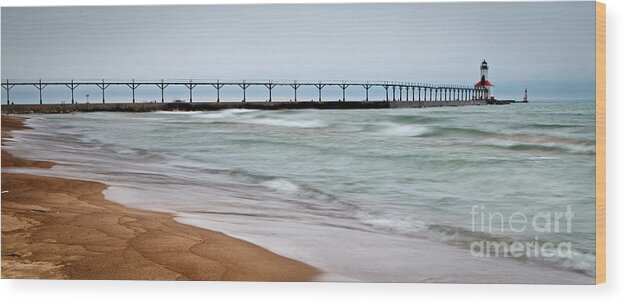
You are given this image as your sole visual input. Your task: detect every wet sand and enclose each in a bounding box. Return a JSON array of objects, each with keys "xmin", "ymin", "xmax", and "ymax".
[{"xmin": 1, "ymin": 115, "xmax": 318, "ymax": 280}]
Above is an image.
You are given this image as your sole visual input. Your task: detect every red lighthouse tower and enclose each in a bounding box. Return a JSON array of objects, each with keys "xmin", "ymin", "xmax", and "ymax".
[{"xmin": 474, "ymin": 60, "xmax": 493, "ymax": 100}]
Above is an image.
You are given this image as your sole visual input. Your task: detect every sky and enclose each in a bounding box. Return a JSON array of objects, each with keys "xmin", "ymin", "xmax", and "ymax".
[{"xmin": 1, "ymin": 2, "xmax": 596, "ymax": 102}]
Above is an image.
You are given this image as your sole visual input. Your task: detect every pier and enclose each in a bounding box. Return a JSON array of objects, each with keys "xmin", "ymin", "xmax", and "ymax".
[{"xmin": 1, "ymin": 79, "xmax": 492, "ymax": 113}]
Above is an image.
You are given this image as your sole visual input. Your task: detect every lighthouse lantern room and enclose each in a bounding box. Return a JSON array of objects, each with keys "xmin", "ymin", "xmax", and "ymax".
[{"xmin": 475, "ymin": 60, "xmax": 494, "ymax": 100}]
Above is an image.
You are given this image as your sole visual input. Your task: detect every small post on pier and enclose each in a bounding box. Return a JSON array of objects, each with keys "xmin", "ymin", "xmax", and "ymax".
[
  {"xmin": 314, "ymin": 83, "xmax": 326, "ymax": 102},
  {"xmin": 33, "ymin": 79, "xmax": 47, "ymax": 105},
  {"xmin": 212, "ymin": 81, "xmax": 224, "ymax": 102},
  {"xmin": 127, "ymin": 79, "xmax": 140, "ymax": 103},
  {"xmin": 156, "ymin": 79, "xmax": 168, "ymax": 103},
  {"xmin": 392, "ymin": 85, "xmax": 396, "ymax": 102},
  {"xmin": 184, "ymin": 79, "xmax": 197, "ymax": 103},
  {"xmin": 96, "ymin": 79, "xmax": 110, "ymax": 104},
  {"xmin": 362, "ymin": 83, "xmax": 372, "ymax": 102},
  {"xmin": 239, "ymin": 81, "xmax": 251, "ymax": 102},
  {"xmin": 265, "ymin": 81, "xmax": 277, "ymax": 102},
  {"xmin": 383, "ymin": 83, "xmax": 389, "ymax": 102},
  {"xmin": 290, "ymin": 81, "xmax": 301, "ymax": 102},
  {"xmin": 65, "ymin": 79, "xmax": 80, "ymax": 104},
  {"xmin": 2, "ymin": 79, "xmax": 15, "ymax": 105},
  {"xmin": 338, "ymin": 83, "xmax": 349, "ymax": 102},
  {"xmin": 70, "ymin": 80, "xmax": 74, "ymax": 104}
]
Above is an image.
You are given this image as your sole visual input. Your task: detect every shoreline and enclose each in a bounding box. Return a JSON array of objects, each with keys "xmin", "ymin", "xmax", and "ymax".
[{"xmin": 1, "ymin": 115, "xmax": 319, "ymax": 280}]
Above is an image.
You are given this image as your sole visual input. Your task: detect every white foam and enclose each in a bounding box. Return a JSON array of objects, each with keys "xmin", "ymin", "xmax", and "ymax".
[
  {"xmin": 261, "ymin": 178, "xmax": 301, "ymax": 195},
  {"xmin": 244, "ymin": 118, "xmax": 327, "ymax": 128},
  {"xmin": 375, "ymin": 123, "xmax": 432, "ymax": 137}
]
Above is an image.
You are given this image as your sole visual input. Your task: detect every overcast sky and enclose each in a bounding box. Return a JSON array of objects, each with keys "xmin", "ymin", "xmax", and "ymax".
[{"xmin": 1, "ymin": 2, "xmax": 596, "ymax": 100}]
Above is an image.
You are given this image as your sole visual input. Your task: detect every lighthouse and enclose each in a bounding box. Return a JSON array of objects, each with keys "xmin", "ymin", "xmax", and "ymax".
[
  {"xmin": 523, "ymin": 88, "xmax": 528, "ymax": 103},
  {"xmin": 474, "ymin": 59, "xmax": 493, "ymax": 100}
]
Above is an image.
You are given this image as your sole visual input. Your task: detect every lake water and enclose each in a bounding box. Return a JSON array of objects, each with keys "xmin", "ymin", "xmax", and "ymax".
[{"xmin": 6, "ymin": 101, "xmax": 596, "ymax": 283}]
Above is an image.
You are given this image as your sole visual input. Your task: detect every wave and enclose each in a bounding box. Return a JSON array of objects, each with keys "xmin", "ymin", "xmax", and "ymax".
[
  {"xmin": 194, "ymin": 109, "xmax": 259, "ymax": 120},
  {"xmin": 416, "ymin": 125, "xmax": 595, "ymax": 155},
  {"xmin": 329, "ymin": 201, "xmax": 596, "ymax": 277},
  {"xmin": 261, "ymin": 178, "xmax": 301, "ymax": 195},
  {"xmin": 245, "ymin": 171, "xmax": 595, "ymax": 277},
  {"xmin": 159, "ymin": 109, "xmax": 328, "ymax": 128},
  {"xmin": 242, "ymin": 118, "xmax": 327, "ymax": 128},
  {"xmin": 479, "ymin": 136, "xmax": 595, "ymax": 155},
  {"xmin": 527, "ymin": 123, "xmax": 585, "ymax": 129},
  {"xmin": 374, "ymin": 123, "xmax": 433, "ymax": 137},
  {"xmin": 349, "ymin": 209, "xmax": 596, "ymax": 277},
  {"xmin": 423, "ymin": 126, "xmax": 496, "ymax": 138},
  {"xmin": 155, "ymin": 109, "xmax": 258, "ymax": 118},
  {"xmin": 385, "ymin": 114, "xmax": 446, "ymax": 124},
  {"xmin": 425, "ymin": 224, "xmax": 596, "ymax": 277}
]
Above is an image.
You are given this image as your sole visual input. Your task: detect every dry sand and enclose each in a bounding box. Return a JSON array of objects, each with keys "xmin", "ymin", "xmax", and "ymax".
[{"xmin": 1, "ymin": 115, "xmax": 318, "ymax": 280}]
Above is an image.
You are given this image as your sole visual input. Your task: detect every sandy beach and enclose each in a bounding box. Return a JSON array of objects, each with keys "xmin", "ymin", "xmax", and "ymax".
[{"xmin": 1, "ymin": 115, "xmax": 318, "ymax": 280}]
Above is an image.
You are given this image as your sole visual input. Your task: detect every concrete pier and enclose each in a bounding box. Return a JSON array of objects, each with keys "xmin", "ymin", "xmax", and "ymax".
[{"xmin": 1, "ymin": 99, "xmax": 489, "ymax": 114}]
